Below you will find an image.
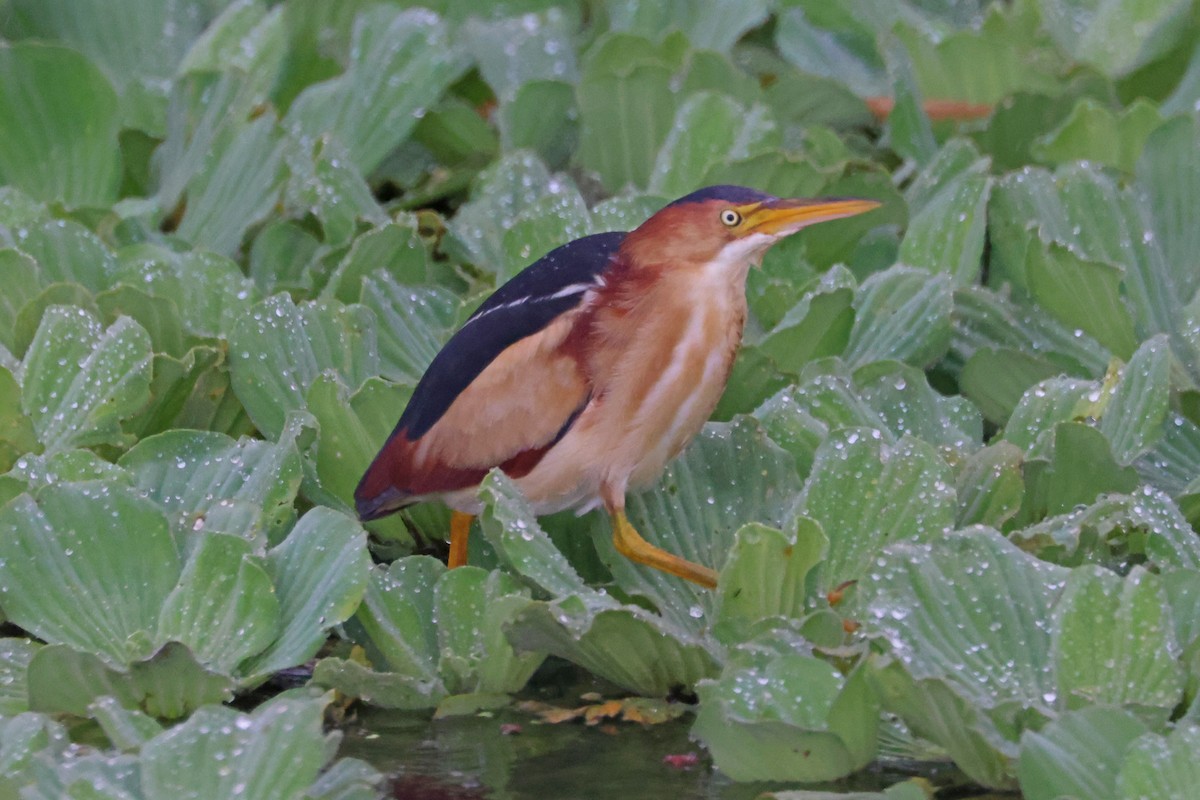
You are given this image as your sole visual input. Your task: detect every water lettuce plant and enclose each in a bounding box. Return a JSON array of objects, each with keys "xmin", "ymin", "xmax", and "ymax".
[{"xmin": 0, "ymin": 0, "xmax": 1198, "ymax": 795}]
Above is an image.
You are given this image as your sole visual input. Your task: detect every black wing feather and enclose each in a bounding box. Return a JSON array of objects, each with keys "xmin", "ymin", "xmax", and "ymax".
[{"xmin": 394, "ymin": 231, "xmax": 625, "ymax": 440}]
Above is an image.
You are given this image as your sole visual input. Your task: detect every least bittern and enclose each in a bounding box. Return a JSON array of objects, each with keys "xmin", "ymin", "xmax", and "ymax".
[{"xmin": 356, "ymin": 186, "xmax": 879, "ymax": 588}]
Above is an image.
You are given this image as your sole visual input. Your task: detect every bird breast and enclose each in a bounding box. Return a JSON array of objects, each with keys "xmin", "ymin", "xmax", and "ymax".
[{"xmin": 518, "ymin": 261, "xmax": 748, "ymax": 509}]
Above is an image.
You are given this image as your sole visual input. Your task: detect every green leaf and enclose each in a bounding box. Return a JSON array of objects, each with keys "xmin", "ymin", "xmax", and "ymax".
[
  {"xmin": 1163, "ymin": 569, "xmax": 1200, "ymax": 659},
  {"xmin": 960, "ymin": 348, "xmax": 1072, "ymax": 426},
  {"xmin": 905, "ymin": 138, "xmax": 987, "ymax": 210},
  {"xmin": 1027, "ymin": 242, "xmax": 1138, "ymax": 359},
  {"xmin": 311, "ymin": 655, "xmax": 443, "ymax": 710},
  {"xmin": 1040, "ymin": 0, "xmax": 1190, "ymax": 77},
  {"xmin": 284, "ymin": 133, "xmax": 388, "ymax": 250},
  {"xmin": 499, "ymin": 183, "xmax": 592, "ymax": 282},
  {"xmin": 773, "ymin": 6, "xmax": 886, "ymax": 97},
  {"xmin": 88, "ymin": 695, "xmax": 162, "ymax": 752},
  {"xmin": 871, "ymin": 670, "xmax": 1010, "ymax": 788},
  {"xmin": 883, "ymin": 36, "xmax": 937, "ymax": 165},
  {"xmin": 950, "ymin": 284, "xmax": 1110, "ymax": 381},
  {"xmin": 955, "ymin": 441, "xmax": 1025, "ymax": 529},
  {"xmin": 434, "ymin": 567, "xmax": 544, "ymax": 696},
  {"xmin": 694, "ymin": 647, "xmax": 878, "ymax": 782},
  {"xmin": 507, "ymin": 597, "xmax": 719, "ymax": 697},
  {"xmin": 6, "ymin": 0, "xmax": 217, "ymax": 132},
  {"xmin": 305, "ymin": 754, "xmax": 383, "ymax": 800},
  {"xmin": 154, "ymin": 70, "xmax": 261, "ymax": 212},
  {"xmin": 766, "ymin": 783, "xmax": 929, "ymax": 800},
  {"xmin": 648, "ymin": 93, "xmax": 777, "ymax": 197},
  {"xmin": 241, "ymin": 507, "xmax": 370, "ymax": 680},
  {"xmin": 119, "ymin": 430, "xmax": 303, "ymax": 548},
  {"xmin": 464, "ymin": 8, "xmax": 578, "ymax": 101},
  {"xmin": 19, "ymin": 307, "xmax": 152, "ymax": 454},
  {"xmin": 26, "ymin": 642, "xmax": 233, "ymax": 720},
  {"xmin": 0, "ymin": 250, "xmax": 40, "ymax": 354},
  {"xmin": 178, "ymin": 2, "xmax": 287, "ymax": 104},
  {"xmin": 95, "ymin": 286, "xmax": 186, "ymax": 360},
  {"xmin": 1136, "ymin": 115, "xmax": 1200, "ymax": 320},
  {"xmin": 157, "ymin": 534, "xmax": 280, "ymax": 675},
  {"xmin": 898, "ymin": 4, "xmax": 1063, "ymax": 103},
  {"xmin": 476, "ymin": 471, "xmax": 592, "ymax": 599},
  {"xmin": 113, "ymin": 245, "xmax": 259, "ymax": 341},
  {"xmin": 576, "ymin": 33, "xmax": 682, "ymax": 191},
  {"xmin": 0, "ymin": 638, "xmax": 38, "ymax": 715},
  {"xmin": 324, "ymin": 221, "xmax": 430, "ymax": 304},
  {"xmin": 0, "ymin": 44, "xmax": 120, "ymax": 207},
  {"xmin": 444, "ymin": 150, "xmax": 559, "ymax": 272},
  {"xmin": 1025, "ymin": 423, "xmax": 1141, "ymax": 520},
  {"xmin": 0, "ymin": 712, "xmax": 68, "ymax": 792},
  {"xmin": 1018, "ymin": 706, "xmax": 1149, "ymax": 800},
  {"xmin": 0, "ymin": 365, "xmax": 36, "ymax": 466},
  {"xmin": 229, "ymin": 295, "xmax": 379, "ymax": 439},
  {"xmin": 498, "ymin": 80, "xmax": 578, "ymax": 168},
  {"xmin": 753, "ymin": 352, "xmax": 978, "ymax": 473},
  {"xmin": 605, "ymin": 0, "xmax": 769, "ymax": 53},
  {"xmin": 286, "ymin": 7, "xmax": 465, "ymax": 174},
  {"xmin": 3, "ymin": 449, "xmax": 128, "ymax": 495},
  {"xmin": 898, "ymin": 167, "xmax": 991, "ymax": 285},
  {"xmin": 1053, "ymin": 566, "xmax": 1184, "ymax": 719},
  {"xmin": 845, "ymin": 267, "xmax": 952, "ymax": 368},
  {"xmin": 1014, "ymin": 489, "xmax": 1200, "ymax": 571},
  {"xmin": 990, "ymin": 164, "xmax": 1176, "ymax": 343},
  {"xmin": 12, "ymin": 283, "xmax": 100, "ymax": 359},
  {"xmin": 714, "ymin": 520, "xmax": 828, "ymax": 640},
  {"xmin": 175, "ymin": 114, "xmax": 287, "ymax": 257},
  {"xmin": 854, "ymin": 360, "xmax": 982, "ymax": 453},
  {"xmin": 476, "ymin": 469, "xmax": 723, "ymax": 697},
  {"xmin": 804, "ymin": 430, "xmax": 954, "ymax": 593},
  {"xmin": 360, "ymin": 278, "xmax": 458, "ymax": 383},
  {"xmin": 1002, "ymin": 378, "xmax": 1097, "ymax": 457},
  {"xmin": 1032, "ymin": 98, "xmax": 1164, "ymax": 172},
  {"xmin": 752, "ymin": 381, "xmax": 844, "ymax": 479},
  {"xmin": 341, "ymin": 557, "xmax": 445, "ymax": 703},
  {"xmin": 756, "ymin": 287, "xmax": 855, "ymax": 374},
  {"xmin": 1099, "ymin": 335, "xmax": 1170, "ymax": 464},
  {"xmin": 304, "ymin": 375, "xmax": 411, "ymax": 522},
  {"xmin": 139, "ymin": 691, "xmax": 339, "ymax": 799},
  {"xmin": 866, "ymin": 528, "xmax": 1069, "ymax": 712},
  {"xmin": 0, "ymin": 483, "xmax": 179, "ymax": 667},
  {"xmin": 1117, "ymin": 725, "xmax": 1200, "ymax": 799},
  {"xmin": 249, "ymin": 221, "xmax": 321, "ymax": 296},
  {"xmin": 1141, "ymin": 413, "xmax": 1200, "ymax": 504},
  {"xmin": 126, "ymin": 347, "xmax": 231, "ymax": 441},
  {"xmin": 973, "ymin": 90, "xmax": 1076, "ymax": 171}
]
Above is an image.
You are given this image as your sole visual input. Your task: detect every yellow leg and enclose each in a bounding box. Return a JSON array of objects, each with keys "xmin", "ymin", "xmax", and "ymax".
[
  {"xmin": 611, "ymin": 509, "xmax": 717, "ymax": 589},
  {"xmin": 449, "ymin": 511, "xmax": 474, "ymax": 568}
]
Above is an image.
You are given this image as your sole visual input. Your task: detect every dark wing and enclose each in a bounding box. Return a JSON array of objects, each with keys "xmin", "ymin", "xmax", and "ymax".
[{"xmin": 355, "ymin": 231, "xmax": 624, "ymax": 519}]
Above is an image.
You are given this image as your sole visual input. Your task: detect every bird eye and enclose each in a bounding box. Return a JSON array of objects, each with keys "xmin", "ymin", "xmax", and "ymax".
[{"xmin": 720, "ymin": 209, "xmax": 741, "ymax": 227}]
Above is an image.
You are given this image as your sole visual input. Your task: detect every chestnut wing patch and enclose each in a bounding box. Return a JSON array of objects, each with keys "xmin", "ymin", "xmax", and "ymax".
[{"xmin": 396, "ymin": 231, "xmax": 624, "ymax": 440}]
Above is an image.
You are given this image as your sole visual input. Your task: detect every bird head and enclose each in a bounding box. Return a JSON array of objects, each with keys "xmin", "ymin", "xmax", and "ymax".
[{"xmin": 622, "ymin": 185, "xmax": 880, "ymax": 276}]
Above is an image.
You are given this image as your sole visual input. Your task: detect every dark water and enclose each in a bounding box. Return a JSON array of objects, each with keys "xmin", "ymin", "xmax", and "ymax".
[{"xmin": 338, "ymin": 705, "xmax": 974, "ymax": 800}]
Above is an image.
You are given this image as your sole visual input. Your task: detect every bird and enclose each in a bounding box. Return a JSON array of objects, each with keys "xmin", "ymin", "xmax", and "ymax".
[{"xmin": 355, "ymin": 185, "xmax": 879, "ymax": 588}]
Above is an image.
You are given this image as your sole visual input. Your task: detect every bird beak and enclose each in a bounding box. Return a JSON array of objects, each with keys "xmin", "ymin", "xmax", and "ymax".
[{"xmin": 741, "ymin": 197, "xmax": 881, "ymax": 237}]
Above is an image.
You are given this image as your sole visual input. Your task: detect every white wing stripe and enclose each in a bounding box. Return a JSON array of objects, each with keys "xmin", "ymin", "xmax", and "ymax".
[{"xmin": 464, "ymin": 282, "xmax": 597, "ymax": 325}]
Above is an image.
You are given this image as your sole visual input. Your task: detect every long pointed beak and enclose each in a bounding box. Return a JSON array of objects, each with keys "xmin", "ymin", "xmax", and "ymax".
[{"xmin": 742, "ymin": 197, "xmax": 880, "ymax": 236}]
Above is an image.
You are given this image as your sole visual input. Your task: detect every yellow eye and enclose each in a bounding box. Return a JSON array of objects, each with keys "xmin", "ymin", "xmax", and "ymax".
[{"xmin": 720, "ymin": 209, "xmax": 741, "ymax": 227}]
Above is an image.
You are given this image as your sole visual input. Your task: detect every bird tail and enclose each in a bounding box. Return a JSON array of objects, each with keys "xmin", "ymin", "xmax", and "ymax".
[
  {"xmin": 354, "ymin": 438, "xmax": 416, "ymax": 521},
  {"xmin": 354, "ymin": 482, "xmax": 413, "ymax": 521}
]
